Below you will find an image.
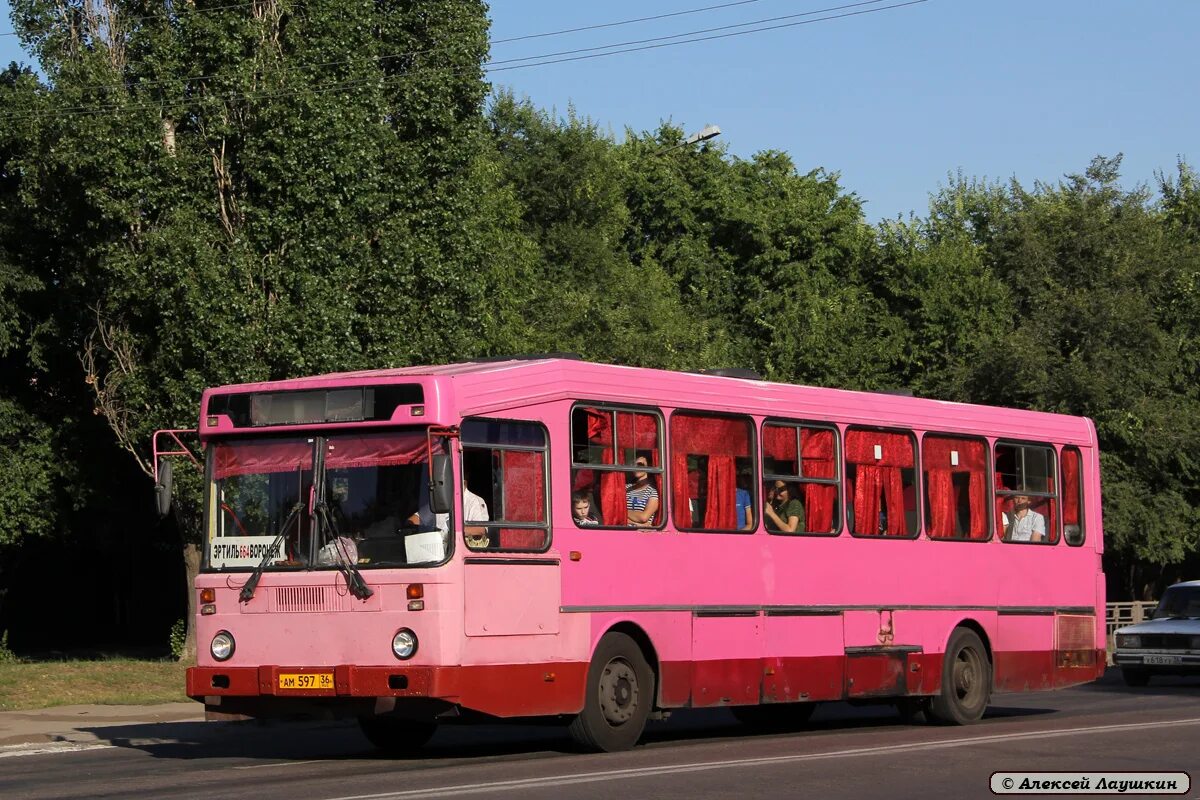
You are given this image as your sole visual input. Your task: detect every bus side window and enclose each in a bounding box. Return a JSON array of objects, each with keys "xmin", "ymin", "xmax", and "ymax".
[
  {"xmin": 922, "ymin": 435, "xmax": 989, "ymax": 540},
  {"xmin": 844, "ymin": 428, "xmax": 918, "ymax": 537},
  {"xmin": 460, "ymin": 418, "xmax": 549, "ymax": 551},
  {"xmin": 1061, "ymin": 446, "xmax": 1085, "ymax": 546},
  {"xmin": 670, "ymin": 412, "xmax": 755, "ymax": 532},
  {"xmin": 571, "ymin": 406, "xmax": 663, "ymax": 528},
  {"xmin": 995, "ymin": 442, "xmax": 1058, "ymax": 544}
]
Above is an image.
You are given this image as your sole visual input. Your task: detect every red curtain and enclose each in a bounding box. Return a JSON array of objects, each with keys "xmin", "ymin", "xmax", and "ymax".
[
  {"xmin": 1062, "ymin": 449, "xmax": 1080, "ymax": 526},
  {"xmin": 763, "ymin": 425, "xmax": 798, "ymax": 469},
  {"xmin": 670, "ymin": 416, "xmax": 750, "ymax": 530},
  {"xmin": 801, "ymin": 428, "xmax": 836, "ymax": 533},
  {"xmin": 498, "ymin": 450, "xmax": 546, "ymax": 549},
  {"xmin": 922, "ymin": 437, "xmax": 986, "ymax": 539},
  {"xmin": 845, "ymin": 430, "xmax": 912, "ymax": 536},
  {"xmin": 671, "ymin": 453, "xmax": 691, "ymax": 528},
  {"xmin": 213, "ymin": 432, "xmax": 428, "ymax": 479}
]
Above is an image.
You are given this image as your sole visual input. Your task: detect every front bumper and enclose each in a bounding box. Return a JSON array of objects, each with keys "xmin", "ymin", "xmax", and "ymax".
[{"xmin": 188, "ymin": 664, "xmax": 453, "ymax": 700}]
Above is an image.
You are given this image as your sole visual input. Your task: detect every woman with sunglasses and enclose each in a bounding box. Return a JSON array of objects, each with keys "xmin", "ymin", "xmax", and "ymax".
[{"xmin": 764, "ymin": 481, "xmax": 803, "ymax": 533}]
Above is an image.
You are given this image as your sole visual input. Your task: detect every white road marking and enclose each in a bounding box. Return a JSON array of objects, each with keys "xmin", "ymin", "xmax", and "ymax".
[
  {"xmin": 234, "ymin": 758, "xmax": 335, "ymax": 770},
  {"xmin": 0, "ymin": 741, "xmax": 117, "ymax": 759},
  {"xmin": 320, "ymin": 716, "xmax": 1200, "ymax": 800}
]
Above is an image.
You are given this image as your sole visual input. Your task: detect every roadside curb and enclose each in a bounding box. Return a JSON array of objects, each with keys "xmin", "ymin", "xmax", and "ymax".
[{"xmin": 0, "ymin": 703, "xmax": 204, "ymax": 749}]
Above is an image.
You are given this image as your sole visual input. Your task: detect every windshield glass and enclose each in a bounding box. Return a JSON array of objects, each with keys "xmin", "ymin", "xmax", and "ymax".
[
  {"xmin": 206, "ymin": 430, "xmax": 449, "ymax": 570},
  {"xmin": 1153, "ymin": 585, "xmax": 1200, "ymax": 619}
]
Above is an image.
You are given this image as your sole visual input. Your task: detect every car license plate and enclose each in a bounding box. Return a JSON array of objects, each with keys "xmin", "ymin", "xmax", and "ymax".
[
  {"xmin": 1144, "ymin": 655, "xmax": 1182, "ymax": 666},
  {"xmin": 278, "ymin": 673, "xmax": 333, "ymax": 690}
]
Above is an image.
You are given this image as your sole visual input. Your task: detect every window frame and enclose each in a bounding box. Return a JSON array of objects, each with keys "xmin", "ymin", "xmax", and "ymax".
[
  {"xmin": 844, "ymin": 425, "xmax": 921, "ymax": 540},
  {"xmin": 994, "ymin": 439, "xmax": 1060, "ymax": 546},
  {"xmin": 920, "ymin": 432, "xmax": 994, "ymax": 544},
  {"xmin": 669, "ymin": 409, "xmax": 759, "ymax": 535},
  {"xmin": 569, "ymin": 402, "xmax": 666, "ymax": 531},
  {"xmin": 760, "ymin": 418, "xmax": 843, "ymax": 537},
  {"xmin": 460, "ymin": 416, "xmax": 552, "ymax": 553},
  {"xmin": 1060, "ymin": 445, "xmax": 1086, "ymax": 547}
]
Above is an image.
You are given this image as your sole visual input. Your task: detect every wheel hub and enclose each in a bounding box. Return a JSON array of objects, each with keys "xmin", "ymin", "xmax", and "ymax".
[{"xmin": 598, "ymin": 658, "xmax": 639, "ymax": 724}]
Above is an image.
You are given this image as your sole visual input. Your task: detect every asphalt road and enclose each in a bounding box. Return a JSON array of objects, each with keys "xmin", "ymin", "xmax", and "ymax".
[{"xmin": 3, "ymin": 669, "xmax": 1198, "ymax": 800}]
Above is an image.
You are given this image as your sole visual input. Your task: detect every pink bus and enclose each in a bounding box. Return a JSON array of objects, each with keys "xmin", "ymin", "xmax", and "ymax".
[{"xmin": 170, "ymin": 357, "xmax": 1105, "ymax": 752}]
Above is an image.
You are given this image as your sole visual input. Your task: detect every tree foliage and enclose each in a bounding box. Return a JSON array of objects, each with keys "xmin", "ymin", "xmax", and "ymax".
[{"xmin": 1, "ymin": 3, "xmax": 1198, "ymax": 633}]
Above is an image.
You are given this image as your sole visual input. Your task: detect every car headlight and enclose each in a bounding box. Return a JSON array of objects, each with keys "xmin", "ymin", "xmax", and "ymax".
[
  {"xmin": 211, "ymin": 630, "xmax": 235, "ymax": 661},
  {"xmin": 392, "ymin": 628, "xmax": 418, "ymax": 660},
  {"xmin": 1116, "ymin": 634, "xmax": 1141, "ymax": 649}
]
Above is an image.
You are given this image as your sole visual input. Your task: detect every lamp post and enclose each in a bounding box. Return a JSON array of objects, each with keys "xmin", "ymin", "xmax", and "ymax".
[{"xmin": 656, "ymin": 123, "xmax": 721, "ymax": 155}]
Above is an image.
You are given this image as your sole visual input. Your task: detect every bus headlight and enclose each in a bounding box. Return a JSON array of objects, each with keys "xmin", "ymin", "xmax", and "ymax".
[
  {"xmin": 211, "ymin": 630, "xmax": 236, "ymax": 661},
  {"xmin": 392, "ymin": 629, "xmax": 418, "ymax": 660},
  {"xmin": 1116, "ymin": 634, "xmax": 1140, "ymax": 649}
]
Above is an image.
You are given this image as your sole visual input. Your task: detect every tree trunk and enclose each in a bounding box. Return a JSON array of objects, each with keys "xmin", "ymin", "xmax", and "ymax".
[{"xmin": 182, "ymin": 542, "xmax": 201, "ymax": 662}]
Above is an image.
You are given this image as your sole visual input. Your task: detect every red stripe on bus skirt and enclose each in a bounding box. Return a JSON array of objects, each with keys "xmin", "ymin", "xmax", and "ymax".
[{"xmin": 188, "ymin": 648, "xmax": 1105, "ymax": 718}]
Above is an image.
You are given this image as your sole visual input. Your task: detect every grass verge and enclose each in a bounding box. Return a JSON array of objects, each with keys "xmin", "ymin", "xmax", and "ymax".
[{"xmin": 0, "ymin": 659, "xmax": 189, "ymax": 711}]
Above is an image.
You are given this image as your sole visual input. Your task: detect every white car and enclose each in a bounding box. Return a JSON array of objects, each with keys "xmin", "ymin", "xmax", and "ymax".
[{"xmin": 1113, "ymin": 580, "xmax": 1200, "ymax": 686}]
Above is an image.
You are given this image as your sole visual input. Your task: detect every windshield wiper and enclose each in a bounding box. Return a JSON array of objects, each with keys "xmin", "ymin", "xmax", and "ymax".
[
  {"xmin": 311, "ymin": 437, "xmax": 373, "ymax": 601},
  {"xmin": 239, "ymin": 501, "xmax": 304, "ymax": 603}
]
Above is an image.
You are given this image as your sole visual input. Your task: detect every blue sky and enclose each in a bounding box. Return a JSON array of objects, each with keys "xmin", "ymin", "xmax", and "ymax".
[{"xmin": 3, "ymin": 1, "xmax": 1196, "ymax": 220}]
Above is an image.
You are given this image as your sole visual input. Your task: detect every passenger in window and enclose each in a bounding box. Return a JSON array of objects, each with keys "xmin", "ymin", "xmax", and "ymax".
[
  {"xmin": 764, "ymin": 481, "xmax": 804, "ymax": 533},
  {"xmin": 626, "ymin": 456, "xmax": 660, "ymax": 527},
  {"xmin": 735, "ymin": 477, "xmax": 753, "ymax": 531},
  {"xmin": 572, "ymin": 490, "xmax": 599, "ymax": 526},
  {"xmin": 1003, "ymin": 494, "xmax": 1045, "ymax": 542},
  {"xmin": 463, "ymin": 479, "xmax": 491, "ymax": 548}
]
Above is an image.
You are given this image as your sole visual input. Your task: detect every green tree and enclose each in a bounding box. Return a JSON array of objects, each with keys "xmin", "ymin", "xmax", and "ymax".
[
  {"xmin": 960, "ymin": 157, "xmax": 1200, "ymax": 578},
  {"xmin": 4, "ymin": 0, "xmax": 523, "ymax": 656}
]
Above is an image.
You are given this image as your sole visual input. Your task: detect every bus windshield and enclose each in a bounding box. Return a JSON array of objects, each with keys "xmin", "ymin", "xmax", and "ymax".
[{"xmin": 206, "ymin": 429, "xmax": 448, "ymax": 570}]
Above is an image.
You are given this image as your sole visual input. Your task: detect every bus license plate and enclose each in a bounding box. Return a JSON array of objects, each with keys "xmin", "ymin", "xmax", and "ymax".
[
  {"xmin": 278, "ymin": 673, "xmax": 333, "ymax": 690},
  {"xmin": 1144, "ymin": 655, "xmax": 1182, "ymax": 665}
]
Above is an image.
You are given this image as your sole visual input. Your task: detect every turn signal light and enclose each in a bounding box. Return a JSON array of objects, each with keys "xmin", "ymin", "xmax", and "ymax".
[
  {"xmin": 406, "ymin": 584, "xmax": 424, "ymax": 599},
  {"xmin": 200, "ymin": 588, "xmax": 216, "ymax": 603}
]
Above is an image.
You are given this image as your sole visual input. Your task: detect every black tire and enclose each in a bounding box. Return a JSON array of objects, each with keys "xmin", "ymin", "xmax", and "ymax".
[
  {"xmin": 1121, "ymin": 668, "xmax": 1151, "ymax": 687},
  {"xmin": 568, "ymin": 632, "xmax": 655, "ymax": 752},
  {"xmin": 928, "ymin": 628, "xmax": 991, "ymax": 725},
  {"xmin": 731, "ymin": 702, "xmax": 817, "ymax": 731},
  {"xmin": 358, "ymin": 716, "xmax": 437, "ymax": 755}
]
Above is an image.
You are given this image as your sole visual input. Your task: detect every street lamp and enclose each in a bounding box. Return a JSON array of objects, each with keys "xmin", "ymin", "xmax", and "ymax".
[
  {"xmin": 656, "ymin": 124, "xmax": 721, "ymax": 155},
  {"xmin": 682, "ymin": 124, "xmax": 721, "ymax": 146}
]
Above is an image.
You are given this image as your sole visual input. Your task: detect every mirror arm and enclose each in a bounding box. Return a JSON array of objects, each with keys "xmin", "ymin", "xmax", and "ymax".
[{"xmin": 152, "ymin": 429, "xmax": 201, "ymax": 482}]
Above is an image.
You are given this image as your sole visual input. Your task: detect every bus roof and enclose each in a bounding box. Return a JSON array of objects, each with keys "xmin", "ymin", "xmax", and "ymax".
[{"xmin": 201, "ymin": 358, "xmax": 1097, "ymax": 446}]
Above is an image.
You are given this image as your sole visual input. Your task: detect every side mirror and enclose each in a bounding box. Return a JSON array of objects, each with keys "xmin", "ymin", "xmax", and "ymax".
[
  {"xmin": 154, "ymin": 458, "xmax": 174, "ymax": 518},
  {"xmin": 429, "ymin": 454, "xmax": 452, "ymax": 514}
]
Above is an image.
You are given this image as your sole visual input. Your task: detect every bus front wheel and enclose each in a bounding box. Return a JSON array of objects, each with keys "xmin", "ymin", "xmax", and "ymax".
[
  {"xmin": 928, "ymin": 628, "xmax": 991, "ymax": 725},
  {"xmin": 568, "ymin": 632, "xmax": 654, "ymax": 752},
  {"xmin": 358, "ymin": 716, "xmax": 437, "ymax": 755}
]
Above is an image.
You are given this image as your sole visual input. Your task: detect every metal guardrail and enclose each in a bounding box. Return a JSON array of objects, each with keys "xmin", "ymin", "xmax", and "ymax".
[{"xmin": 1105, "ymin": 601, "xmax": 1158, "ymax": 665}]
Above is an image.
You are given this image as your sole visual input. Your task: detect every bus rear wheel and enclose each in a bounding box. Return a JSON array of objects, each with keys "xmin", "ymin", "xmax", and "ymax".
[
  {"xmin": 731, "ymin": 702, "xmax": 816, "ymax": 731},
  {"xmin": 568, "ymin": 632, "xmax": 654, "ymax": 752},
  {"xmin": 928, "ymin": 628, "xmax": 991, "ymax": 725},
  {"xmin": 358, "ymin": 716, "xmax": 437, "ymax": 755}
]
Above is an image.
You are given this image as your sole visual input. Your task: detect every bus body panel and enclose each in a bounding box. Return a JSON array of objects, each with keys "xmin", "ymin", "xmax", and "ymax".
[{"xmin": 188, "ymin": 358, "xmax": 1105, "ymax": 723}]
